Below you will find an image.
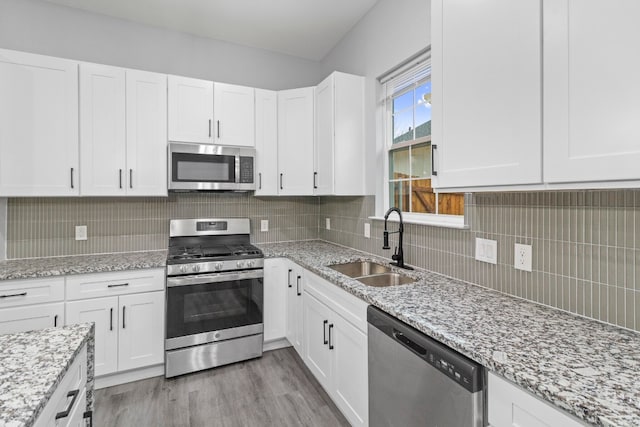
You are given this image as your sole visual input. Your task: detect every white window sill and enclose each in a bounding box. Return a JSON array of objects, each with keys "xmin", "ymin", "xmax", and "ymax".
[{"xmin": 368, "ymin": 213, "xmax": 468, "ymax": 229}]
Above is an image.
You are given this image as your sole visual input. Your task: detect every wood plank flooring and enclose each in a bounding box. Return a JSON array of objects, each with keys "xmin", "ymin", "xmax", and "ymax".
[{"xmin": 94, "ymin": 348, "xmax": 350, "ymax": 427}]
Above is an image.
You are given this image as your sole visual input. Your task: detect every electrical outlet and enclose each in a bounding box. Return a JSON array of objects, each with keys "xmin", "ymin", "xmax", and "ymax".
[
  {"xmin": 260, "ymin": 220, "xmax": 269, "ymax": 232},
  {"xmin": 514, "ymin": 243, "xmax": 532, "ymax": 272},
  {"xmin": 364, "ymin": 223, "xmax": 371, "ymax": 238},
  {"xmin": 326, "ymin": 218, "xmax": 331, "ymax": 230},
  {"xmin": 75, "ymin": 225, "xmax": 87, "ymax": 241},
  {"xmin": 475, "ymin": 238, "xmax": 497, "ymax": 264}
]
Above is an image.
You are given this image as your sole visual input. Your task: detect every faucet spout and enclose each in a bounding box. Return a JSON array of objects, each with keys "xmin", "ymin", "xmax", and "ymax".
[{"xmin": 382, "ymin": 207, "xmax": 413, "ymax": 270}]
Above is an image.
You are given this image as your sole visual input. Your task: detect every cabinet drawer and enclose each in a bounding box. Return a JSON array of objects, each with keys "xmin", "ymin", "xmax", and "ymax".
[
  {"xmin": 34, "ymin": 344, "xmax": 87, "ymax": 427},
  {"xmin": 304, "ymin": 270, "xmax": 368, "ymax": 333},
  {"xmin": 0, "ymin": 277, "xmax": 64, "ymax": 308},
  {"xmin": 0, "ymin": 302, "xmax": 64, "ymax": 334},
  {"xmin": 66, "ymin": 268, "xmax": 164, "ymax": 300}
]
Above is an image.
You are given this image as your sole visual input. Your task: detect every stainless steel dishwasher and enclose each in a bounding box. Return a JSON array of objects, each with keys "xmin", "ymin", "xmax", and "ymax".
[{"xmin": 368, "ymin": 306, "xmax": 485, "ymax": 427}]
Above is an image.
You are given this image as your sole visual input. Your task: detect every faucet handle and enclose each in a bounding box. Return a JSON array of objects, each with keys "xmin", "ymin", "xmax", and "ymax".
[{"xmin": 392, "ymin": 247, "xmax": 399, "ymax": 261}]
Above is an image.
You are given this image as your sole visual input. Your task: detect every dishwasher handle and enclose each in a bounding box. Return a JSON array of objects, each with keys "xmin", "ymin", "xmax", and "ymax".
[{"xmin": 393, "ymin": 329, "xmax": 427, "ymax": 356}]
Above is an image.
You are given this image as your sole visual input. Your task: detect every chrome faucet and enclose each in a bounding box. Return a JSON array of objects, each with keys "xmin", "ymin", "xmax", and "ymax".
[{"xmin": 382, "ymin": 207, "xmax": 413, "ymax": 270}]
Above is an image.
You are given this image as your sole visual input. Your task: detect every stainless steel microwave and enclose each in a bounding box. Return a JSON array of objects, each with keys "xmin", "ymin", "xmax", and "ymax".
[{"xmin": 168, "ymin": 143, "xmax": 256, "ymax": 191}]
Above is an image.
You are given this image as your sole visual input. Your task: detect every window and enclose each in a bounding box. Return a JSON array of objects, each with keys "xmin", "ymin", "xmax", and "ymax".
[{"xmin": 381, "ymin": 51, "xmax": 465, "ymax": 224}]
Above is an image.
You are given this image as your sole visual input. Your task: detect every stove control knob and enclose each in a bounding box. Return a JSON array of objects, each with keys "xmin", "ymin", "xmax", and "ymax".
[
  {"xmin": 214, "ymin": 262, "xmax": 223, "ymax": 271},
  {"xmin": 237, "ymin": 260, "xmax": 245, "ymax": 269},
  {"xmin": 192, "ymin": 265, "xmax": 201, "ymax": 273},
  {"xmin": 179, "ymin": 265, "xmax": 188, "ymax": 274},
  {"xmin": 246, "ymin": 260, "xmax": 254, "ymax": 268}
]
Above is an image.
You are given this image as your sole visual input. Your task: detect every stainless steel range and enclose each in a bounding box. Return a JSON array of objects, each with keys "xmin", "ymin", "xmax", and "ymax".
[{"xmin": 165, "ymin": 218, "xmax": 264, "ymax": 378}]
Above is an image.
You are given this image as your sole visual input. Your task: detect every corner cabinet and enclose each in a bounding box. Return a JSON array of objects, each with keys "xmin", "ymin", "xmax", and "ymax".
[
  {"xmin": 277, "ymin": 87, "xmax": 315, "ymax": 196},
  {"xmin": 254, "ymin": 89, "xmax": 279, "ymax": 196},
  {"xmin": 543, "ymin": 0, "xmax": 640, "ymax": 184},
  {"xmin": 314, "ymin": 72, "xmax": 365, "ymax": 196},
  {"xmin": 0, "ymin": 49, "xmax": 79, "ymax": 197},
  {"xmin": 431, "ymin": 0, "xmax": 542, "ymax": 189}
]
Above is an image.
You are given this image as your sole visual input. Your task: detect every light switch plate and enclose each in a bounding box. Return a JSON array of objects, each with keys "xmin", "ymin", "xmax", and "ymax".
[
  {"xmin": 475, "ymin": 238, "xmax": 497, "ymax": 264},
  {"xmin": 364, "ymin": 223, "xmax": 370, "ymax": 238},
  {"xmin": 260, "ymin": 220, "xmax": 269, "ymax": 232},
  {"xmin": 75, "ymin": 225, "xmax": 87, "ymax": 241},
  {"xmin": 326, "ymin": 218, "xmax": 331, "ymax": 230},
  {"xmin": 514, "ymin": 243, "xmax": 532, "ymax": 272}
]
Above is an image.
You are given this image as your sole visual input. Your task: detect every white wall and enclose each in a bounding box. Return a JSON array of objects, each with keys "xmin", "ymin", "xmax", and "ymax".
[
  {"xmin": 320, "ymin": 0, "xmax": 430, "ymax": 203},
  {"xmin": 0, "ymin": 198, "xmax": 6, "ymax": 260},
  {"xmin": 0, "ymin": 0, "xmax": 322, "ymax": 90}
]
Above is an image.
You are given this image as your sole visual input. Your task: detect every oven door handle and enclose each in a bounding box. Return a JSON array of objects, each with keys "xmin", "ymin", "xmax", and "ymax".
[{"xmin": 167, "ymin": 270, "xmax": 264, "ymax": 287}]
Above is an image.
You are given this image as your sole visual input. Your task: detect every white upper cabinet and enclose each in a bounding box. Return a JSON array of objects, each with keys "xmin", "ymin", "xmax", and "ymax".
[
  {"xmin": 314, "ymin": 72, "xmax": 365, "ymax": 196},
  {"xmin": 126, "ymin": 70, "xmax": 168, "ymax": 196},
  {"xmin": 80, "ymin": 63, "xmax": 127, "ymax": 196},
  {"xmin": 168, "ymin": 75, "xmax": 214, "ymax": 144},
  {"xmin": 277, "ymin": 87, "xmax": 315, "ymax": 196},
  {"xmin": 544, "ymin": 0, "xmax": 640, "ymax": 183},
  {"xmin": 0, "ymin": 49, "xmax": 79, "ymax": 196},
  {"xmin": 213, "ymin": 82, "xmax": 255, "ymax": 147},
  {"xmin": 255, "ymin": 89, "xmax": 279, "ymax": 195},
  {"xmin": 431, "ymin": 0, "xmax": 542, "ymax": 189}
]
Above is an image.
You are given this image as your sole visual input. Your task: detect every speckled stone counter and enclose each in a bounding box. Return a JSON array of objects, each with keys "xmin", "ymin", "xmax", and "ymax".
[
  {"xmin": 257, "ymin": 240, "xmax": 640, "ymax": 427},
  {"xmin": 0, "ymin": 323, "xmax": 95, "ymax": 427},
  {"xmin": 0, "ymin": 250, "xmax": 167, "ymax": 281}
]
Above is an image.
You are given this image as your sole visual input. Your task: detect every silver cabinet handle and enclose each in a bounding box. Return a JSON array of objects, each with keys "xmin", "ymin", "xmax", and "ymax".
[
  {"xmin": 129, "ymin": 169, "xmax": 133, "ymax": 189},
  {"xmin": 208, "ymin": 119, "xmax": 212, "ymax": 138},
  {"xmin": 0, "ymin": 292, "xmax": 27, "ymax": 298},
  {"xmin": 431, "ymin": 144, "xmax": 438, "ymax": 176},
  {"xmin": 55, "ymin": 389, "xmax": 79, "ymax": 420}
]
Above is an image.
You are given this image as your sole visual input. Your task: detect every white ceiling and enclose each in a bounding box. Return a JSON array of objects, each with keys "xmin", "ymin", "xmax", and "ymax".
[{"xmin": 41, "ymin": 0, "xmax": 380, "ymax": 61}]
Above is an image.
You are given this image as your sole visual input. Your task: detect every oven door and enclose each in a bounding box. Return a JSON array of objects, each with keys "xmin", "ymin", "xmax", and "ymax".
[{"xmin": 165, "ymin": 269, "xmax": 263, "ymax": 350}]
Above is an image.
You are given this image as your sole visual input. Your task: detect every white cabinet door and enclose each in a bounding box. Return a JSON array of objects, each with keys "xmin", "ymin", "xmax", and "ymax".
[
  {"xmin": 118, "ymin": 291, "xmax": 164, "ymax": 372},
  {"xmin": 126, "ymin": 70, "xmax": 168, "ymax": 196},
  {"xmin": 213, "ymin": 82, "xmax": 255, "ymax": 147},
  {"xmin": 63, "ymin": 388, "xmax": 87, "ymax": 427},
  {"xmin": 0, "ymin": 49, "xmax": 79, "ymax": 196},
  {"xmin": 331, "ymin": 314, "xmax": 368, "ymax": 427},
  {"xmin": 263, "ymin": 258, "xmax": 288, "ymax": 342},
  {"xmin": 544, "ymin": 0, "xmax": 640, "ymax": 183},
  {"xmin": 66, "ymin": 297, "xmax": 119, "ymax": 376},
  {"xmin": 168, "ymin": 75, "xmax": 213, "ymax": 143},
  {"xmin": 255, "ymin": 89, "xmax": 279, "ymax": 196},
  {"xmin": 277, "ymin": 87, "xmax": 314, "ymax": 195},
  {"xmin": 0, "ymin": 302, "xmax": 64, "ymax": 334},
  {"xmin": 303, "ymin": 292, "xmax": 332, "ymax": 391},
  {"xmin": 286, "ymin": 263, "xmax": 304, "ymax": 356},
  {"xmin": 314, "ymin": 74, "xmax": 334, "ymax": 195},
  {"xmin": 315, "ymin": 72, "xmax": 366, "ymax": 196},
  {"xmin": 431, "ymin": 0, "xmax": 542, "ymax": 188},
  {"xmin": 79, "ymin": 63, "xmax": 127, "ymax": 196}
]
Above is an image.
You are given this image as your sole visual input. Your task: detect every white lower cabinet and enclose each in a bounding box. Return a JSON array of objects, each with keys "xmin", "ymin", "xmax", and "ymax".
[
  {"xmin": 263, "ymin": 258, "xmax": 288, "ymax": 342},
  {"xmin": 488, "ymin": 372, "xmax": 586, "ymax": 427},
  {"xmin": 0, "ymin": 277, "xmax": 65, "ymax": 334},
  {"xmin": 302, "ymin": 270, "xmax": 368, "ymax": 427},
  {"xmin": 286, "ymin": 261, "xmax": 305, "ymax": 356},
  {"xmin": 0, "ymin": 302, "xmax": 64, "ymax": 334}
]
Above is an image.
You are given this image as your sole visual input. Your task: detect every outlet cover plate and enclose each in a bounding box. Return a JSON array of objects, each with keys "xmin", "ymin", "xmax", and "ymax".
[
  {"xmin": 326, "ymin": 218, "xmax": 331, "ymax": 230},
  {"xmin": 260, "ymin": 220, "xmax": 269, "ymax": 232},
  {"xmin": 514, "ymin": 243, "xmax": 532, "ymax": 272},
  {"xmin": 364, "ymin": 223, "xmax": 370, "ymax": 238},
  {"xmin": 75, "ymin": 225, "xmax": 87, "ymax": 241},
  {"xmin": 475, "ymin": 238, "xmax": 497, "ymax": 264}
]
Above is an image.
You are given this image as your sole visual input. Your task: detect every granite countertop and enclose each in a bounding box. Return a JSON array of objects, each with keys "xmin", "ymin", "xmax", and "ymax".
[
  {"xmin": 0, "ymin": 250, "xmax": 167, "ymax": 281},
  {"xmin": 0, "ymin": 323, "xmax": 95, "ymax": 427},
  {"xmin": 257, "ymin": 240, "xmax": 640, "ymax": 427}
]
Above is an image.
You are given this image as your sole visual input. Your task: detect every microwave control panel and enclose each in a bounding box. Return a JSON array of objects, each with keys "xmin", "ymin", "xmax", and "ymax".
[{"xmin": 239, "ymin": 157, "xmax": 254, "ymax": 183}]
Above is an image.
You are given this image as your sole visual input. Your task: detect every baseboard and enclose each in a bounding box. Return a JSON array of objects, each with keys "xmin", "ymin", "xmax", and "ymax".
[
  {"xmin": 263, "ymin": 337, "xmax": 292, "ymax": 352},
  {"xmin": 95, "ymin": 364, "xmax": 165, "ymax": 390}
]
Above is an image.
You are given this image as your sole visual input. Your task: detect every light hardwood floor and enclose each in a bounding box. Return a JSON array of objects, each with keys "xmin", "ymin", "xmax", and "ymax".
[{"xmin": 94, "ymin": 348, "xmax": 350, "ymax": 426}]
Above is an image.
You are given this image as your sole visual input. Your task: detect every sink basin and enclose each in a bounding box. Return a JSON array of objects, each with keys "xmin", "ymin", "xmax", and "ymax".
[
  {"xmin": 328, "ymin": 261, "xmax": 391, "ymax": 278},
  {"xmin": 356, "ymin": 273, "xmax": 415, "ymax": 287}
]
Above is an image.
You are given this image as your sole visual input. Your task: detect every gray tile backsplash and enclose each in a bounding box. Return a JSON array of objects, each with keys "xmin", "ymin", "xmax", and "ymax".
[
  {"xmin": 5, "ymin": 189, "xmax": 640, "ymax": 332},
  {"xmin": 319, "ymin": 191, "xmax": 640, "ymax": 332},
  {"xmin": 6, "ymin": 193, "xmax": 319, "ymax": 258}
]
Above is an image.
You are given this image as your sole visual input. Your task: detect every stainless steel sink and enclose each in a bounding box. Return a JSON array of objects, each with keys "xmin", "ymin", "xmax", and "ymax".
[
  {"xmin": 328, "ymin": 261, "xmax": 391, "ymax": 278},
  {"xmin": 328, "ymin": 261, "xmax": 415, "ymax": 287},
  {"xmin": 356, "ymin": 273, "xmax": 415, "ymax": 287}
]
